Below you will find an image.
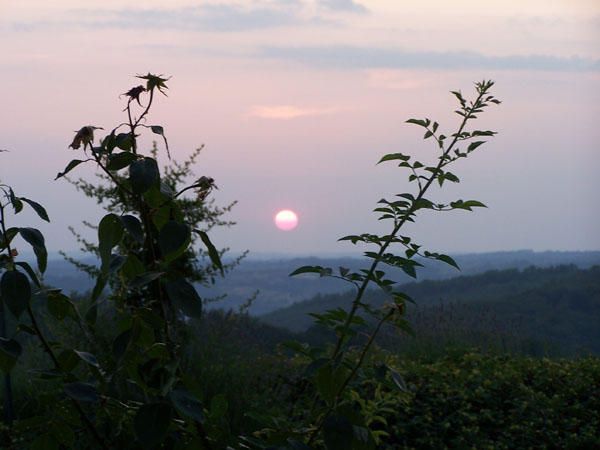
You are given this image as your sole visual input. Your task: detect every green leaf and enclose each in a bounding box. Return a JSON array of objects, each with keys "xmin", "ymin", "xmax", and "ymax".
[
  {"xmin": 401, "ymin": 264, "xmax": 417, "ymax": 278},
  {"xmin": 150, "ymin": 125, "xmax": 164, "ymax": 135},
  {"xmin": 121, "ymin": 254, "xmax": 146, "ymax": 280},
  {"xmin": 467, "ymin": 140, "xmax": 486, "ymax": 152},
  {"xmin": 107, "ymin": 152, "xmax": 137, "ymax": 171},
  {"xmin": 98, "ymin": 213, "xmax": 124, "ymax": 272},
  {"xmin": 114, "ymin": 133, "xmax": 134, "ymax": 151},
  {"xmin": 0, "ymin": 227, "xmax": 18, "ymax": 251},
  {"xmin": 405, "ymin": 118, "xmax": 428, "ymax": 127},
  {"xmin": 74, "ymin": 350, "xmax": 100, "ymax": 368},
  {"xmin": 450, "ymin": 200, "xmax": 487, "ymax": 211},
  {"xmin": 128, "ymin": 271, "xmax": 164, "ymax": 289},
  {"xmin": 20, "ymin": 198, "xmax": 50, "ymax": 222},
  {"xmin": 151, "ymin": 205, "xmax": 171, "ymax": 231},
  {"xmin": 195, "ymin": 230, "xmax": 223, "ymax": 276},
  {"xmin": 55, "ymin": 159, "xmax": 86, "ymax": 180},
  {"xmin": 9, "ymin": 188, "xmax": 23, "ymax": 213},
  {"xmin": 390, "ymin": 368, "xmax": 408, "ymax": 392},
  {"xmin": 130, "ymin": 157, "xmax": 160, "ymax": 194},
  {"xmin": 165, "ymin": 278, "xmax": 202, "ymax": 318},
  {"xmin": 134, "ymin": 403, "xmax": 172, "ymax": 449},
  {"xmin": 377, "ymin": 153, "xmax": 410, "ymax": 164},
  {"xmin": 15, "ymin": 261, "xmax": 41, "ymax": 287},
  {"xmin": 1, "ymin": 269, "xmax": 31, "ymax": 318},
  {"xmin": 170, "ymin": 388, "xmax": 205, "ymax": 423},
  {"xmin": 47, "ymin": 291, "xmax": 73, "ymax": 320},
  {"xmin": 443, "ymin": 172, "xmax": 460, "ymax": 183},
  {"xmin": 0, "ymin": 337, "xmax": 22, "ymax": 373},
  {"xmin": 462, "ymin": 200, "xmax": 487, "ymax": 209},
  {"xmin": 64, "ymin": 382, "xmax": 98, "ymax": 403},
  {"xmin": 90, "ymin": 275, "xmax": 107, "ymax": 304},
  {"xmin": 18, "ymin": 227, "xmax": 47, "ymax": 273},
  {"xmin": 120, "ymin": 215, "xmax": 144, "ymax": 244},
  {"xmin": 437, "ymin": 254, "xmax": 460, "ymax": 270},
  {"xmin": 289, "ymin": 265, "xmax": 331, "ymax": 277},
  {"xmin": 322, "ymin": 415, "xmax": 353, "ymax": 450},
  {"xmin": 158, "ymin": 221, "xmax": 190, "ymax": 263}
]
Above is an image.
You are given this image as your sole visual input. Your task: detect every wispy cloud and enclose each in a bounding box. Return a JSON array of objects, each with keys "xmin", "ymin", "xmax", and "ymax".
[
  {"xmin": 249, "ymin": 105, "xmax": 339, "ymax": 119},
  {"xmin": 260, "ymin": 46, "xmax": 600, "ymax": 72},
  {"xmin": 319, "ymin": 0, "xmax": 368, "ymax": 14},
  {"xmin": 82, "ymin": 4, "xmax": 307, "ymax": 32},
  {"xmin": 2, "ymin": 2, "xmax": 339, "ymax": 33}
]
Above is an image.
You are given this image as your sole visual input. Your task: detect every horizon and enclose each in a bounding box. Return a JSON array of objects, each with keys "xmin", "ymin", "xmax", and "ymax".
[
  {"xmin": 21, "ymin": 248, "xmax": 600, "ymax": 264},
  {"xmin": 1, "ymin": 1, "xmax": 599, "ymax": 256}
]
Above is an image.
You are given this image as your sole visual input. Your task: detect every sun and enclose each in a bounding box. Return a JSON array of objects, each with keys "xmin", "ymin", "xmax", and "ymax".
[{"xmin": 274, "ymin": 209, "xmax": 298, "ymax": 231}]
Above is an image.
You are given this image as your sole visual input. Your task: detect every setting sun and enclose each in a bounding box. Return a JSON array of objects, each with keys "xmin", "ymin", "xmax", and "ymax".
[{"xmin": 274, "ymin": 209, "xmax": 298, "ymax": 231}]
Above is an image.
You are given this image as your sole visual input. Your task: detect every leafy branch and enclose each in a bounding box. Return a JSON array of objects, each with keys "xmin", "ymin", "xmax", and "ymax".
[{"xmin": 290, "ymin": 80, "xmax": 501, "ymax": 447}]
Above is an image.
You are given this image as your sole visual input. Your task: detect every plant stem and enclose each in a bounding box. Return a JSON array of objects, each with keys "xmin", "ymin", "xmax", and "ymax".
[
  {"xmin": 330, "ymin": 87, "xmax": 487, "ymax": 364},
  {"xmin": 308, "ymin": 310, "xmax": 394, "ymax": 444},
  {"xmin": 306, "ymin": 85, "xmax": 491, "ymax": 444}
]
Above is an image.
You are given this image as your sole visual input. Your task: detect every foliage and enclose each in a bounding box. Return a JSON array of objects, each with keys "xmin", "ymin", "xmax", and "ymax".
[
  {"xmin": 273, "ymin": 80, "xmax": 502, "ymax": 447},
  {"xmin": 378, "ymin": 352, "xmax": 600, "ymax": 449},
  {"xmin": 62, "ymin": 144, "xmax": 245, "ymax": 287},
  {"xmin": 1, "ymin": 74, "xmax": 227, "ymax": 449}
]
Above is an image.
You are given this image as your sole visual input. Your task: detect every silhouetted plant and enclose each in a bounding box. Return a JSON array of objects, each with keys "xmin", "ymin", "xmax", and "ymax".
[
  {"xmin": 52, "ymin": 73, "xmax": 229, "ymax": 448},
  {"xmin": 275, "ymin": 80, "xmax": 502, "ymax": 448},
  {"xmin": 0, "ymin": 173, "xmax": 110, "ymax": 448},
  {"xmin": 61, "ymin": 143, "xmax": 245, "ymax": 288}
]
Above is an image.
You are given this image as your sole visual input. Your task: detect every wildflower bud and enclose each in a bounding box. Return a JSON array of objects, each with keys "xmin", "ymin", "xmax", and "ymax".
[{"xmin": 69, "ymin": 126, "xmax": 103, "ymax": 150}]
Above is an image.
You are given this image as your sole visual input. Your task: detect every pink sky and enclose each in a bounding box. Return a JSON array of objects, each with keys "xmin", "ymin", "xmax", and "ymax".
[{"xmin": 1, "ymin": 1, "xmax": 599, "ymax": 256}]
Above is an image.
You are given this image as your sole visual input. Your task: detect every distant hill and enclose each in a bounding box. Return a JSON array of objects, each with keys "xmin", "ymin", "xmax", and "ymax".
[
  {"xmin": 41, "ymin": 250, "xmax": 600, "ymax": 315},
  {"xmin": 261, "ymin": 265, "xmax": 600, "ymax": 356},
  {"xmin": 200, "ymin": 250, "xmax": 600, "ymax": 314}
]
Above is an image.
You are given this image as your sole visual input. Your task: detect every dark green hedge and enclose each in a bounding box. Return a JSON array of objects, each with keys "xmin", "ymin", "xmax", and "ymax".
[{"xmin": 382, "ymin": 353, "xmax": 600, "ymax": 449}]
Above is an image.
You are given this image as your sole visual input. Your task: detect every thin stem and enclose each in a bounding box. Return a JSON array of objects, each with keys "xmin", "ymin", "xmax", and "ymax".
[
  {"xmin": 307, "ymin": 310, "xmax": 394, "ymax": 445},
  {"xmin": 303, "ymin": 85, "xmax": 493, "ymax": 444},
  {"xmin": 329, "ymin": 86, "xmax": 488, "ymax": 364},
  {"xmin": 125, "ymin": 89, "xmax": 175, "ymax": 357}
]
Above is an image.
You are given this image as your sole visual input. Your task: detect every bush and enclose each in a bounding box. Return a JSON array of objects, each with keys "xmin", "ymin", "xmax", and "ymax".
[{"xmin": 380, "ymin": 352, "xmax": 600, "ymax": 449}]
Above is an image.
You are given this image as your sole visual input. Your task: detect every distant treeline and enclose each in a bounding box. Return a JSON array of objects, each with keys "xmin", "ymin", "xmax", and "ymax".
[
  {"xmin": 42, "ymin": 250, "xmax": 600, "ymax": 315},
  {"xmin": 262, "ymin": 265, "xmax": 600, "ymax": 356}
]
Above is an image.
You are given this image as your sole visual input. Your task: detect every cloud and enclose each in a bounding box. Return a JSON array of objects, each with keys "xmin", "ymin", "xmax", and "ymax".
[
  {"xmin": 260, "ymin": 46, "xmax": 600, "ymax": 72},
  {"xmin": 83, "ymin": 4, "xmax": 307, "ymax": 32},
  {"xmin": 1, "ymin": 2, "xmax": 323, "ymax": 33},
  {"xmin": 319, "ymin": 0, "xmax": 368, "ymax": 14},
  {"xmin": 249, "ymin": 105, "xmax": 339, "ymax": 119}
]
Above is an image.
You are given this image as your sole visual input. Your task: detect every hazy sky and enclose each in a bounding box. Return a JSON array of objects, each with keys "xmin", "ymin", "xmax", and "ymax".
[{"xmin": 1, "ymin": 0, "xmax": 599, "ymax": 257}]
